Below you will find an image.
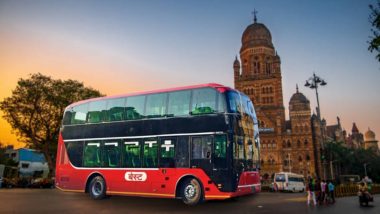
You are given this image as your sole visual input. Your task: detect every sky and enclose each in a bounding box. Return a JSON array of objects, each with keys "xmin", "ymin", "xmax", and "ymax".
[{"xmin": 0, "ymin": 0, "xmax": 379, "ymax": 148}]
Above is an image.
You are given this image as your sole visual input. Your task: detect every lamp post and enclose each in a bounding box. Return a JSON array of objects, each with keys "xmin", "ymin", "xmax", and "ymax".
[
  {"xmin": 304, "ymin": 73, "xmax": 327, "ymax": 120},
  {"xmin": 305, "ymin": 73, "xmax": 327, "ymax": 179},
  {"xmin": 364, "ymin": 163, "xmax": 368, "ymax": 177}
]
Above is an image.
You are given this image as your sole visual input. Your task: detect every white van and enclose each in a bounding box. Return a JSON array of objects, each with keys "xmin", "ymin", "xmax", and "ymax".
[{"xmin": 274, "ymin": 172, "xmax": 305, "ymax": 192}]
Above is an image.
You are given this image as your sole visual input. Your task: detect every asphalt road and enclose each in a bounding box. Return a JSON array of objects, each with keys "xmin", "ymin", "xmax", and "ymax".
[{"xmin": 0, "ymin": 188, "xmax": 378, "ymax": 214}]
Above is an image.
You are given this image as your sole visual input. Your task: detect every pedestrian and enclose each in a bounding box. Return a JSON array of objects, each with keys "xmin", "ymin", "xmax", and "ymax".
[
  {"xmin": 307, "ymin": 177, "xmax": 317, "ymax": 206},
  {"xmin": 328, "ymin": 180, "xmax": 335, "ymax": 203},
  {"xmin": 320, "ymin": 180, "xmax": 327, "ymax": 204},
  {"xmin": 315, "ymin": 179, "xmax": 321, "ymax": 205}
]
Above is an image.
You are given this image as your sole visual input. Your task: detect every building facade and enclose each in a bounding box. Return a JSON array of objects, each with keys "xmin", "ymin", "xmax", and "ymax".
[{"xmin": 233, "ymin": 16, "xmax": 322, "ymax": 179}]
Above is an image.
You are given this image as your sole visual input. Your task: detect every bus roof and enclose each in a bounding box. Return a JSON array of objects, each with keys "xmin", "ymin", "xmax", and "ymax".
[{"xmin": 66, "ymin": 83, "xmax": 233, "ymax": 110}]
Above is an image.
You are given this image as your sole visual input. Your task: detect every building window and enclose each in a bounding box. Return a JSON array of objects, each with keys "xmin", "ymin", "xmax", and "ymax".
[
  {"xmin": 287, "ymin": 140, "xmax": 291, "ymax": 148},
  {"xmin": 298, "ymin": 156, "xmax": 303, "ymax": 162},
  {"xmin": 21, "ymin": 163, "xmax": 29, "ymax": 168},
  {"xmin": 306, "ymin": 154, "xmax": 311, "ymax": 161},
  {"xmin": 297, "ymin": 140, "xmax": 301, "ymax": 148},
  {"xmin": 304, "ymin": 139, "xmax": 309, "ymax": 145}
]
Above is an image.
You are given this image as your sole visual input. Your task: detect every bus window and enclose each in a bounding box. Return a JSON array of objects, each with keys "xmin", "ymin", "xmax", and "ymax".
[
  {"xmin": 125, "ymin": 96, "xmax": 145, "ymax": 120},
  {"xmin": 227, "ymin": 92, "xmax": 241, "ymax": 114},
  {"xmin": 106, "ymin": 98, "xmax": 126, "ymax": 122},
  {"xmin": 214, "ymin": 135, "xmax": 227, "ymax": 168},
  {"xmin": 83, "ymin": 141, "xmax": 102, "ymax": 167},
  {"xmin": 192, "ymin": 136, "xmax": 212, "ymax": 159},
  {"xmin": 216, "ymin": 92, "xmax": 226, "ymax": 113},
  {"xmin": 87, "ymin": 100, "xmax": 107, "ymax": 123},
  {"xmin": 71, "ymin": 103, "xmax": 88, "ymax": 125},
  {"xmin": 103, "ymin": 141, "xmax": 121, "ymax": 167},
  {"xmin": 159, "ymin": 138, "xmax": 175, "ymax": 168},
  {"xmin": 167, "ymin": 90, "xmax": 191, "ymax": 116},
  {"xmin": 123, "ymin": 141, "xmax": 141, "ymax": 167},
  {"xmin": 62, "ymin": 110, "xmax": 72, "ymax": 125},
  {"xmin": 65, "ymin": 141, "xmax": 83, "ymax": 167},
  {"xmin": 145, "ymin": 93, "xmax": 167, "ymax": 118},
  {"xmin": 175, "ymin": 136, "xmax": 189, "ymax": 168},
  {"xmin": 143, "ymin": 138, "xmax": 158, "ymax": 168},
  {"xmin": 191, "ymin": 88, "xmax": 217, "ymax": 115}
]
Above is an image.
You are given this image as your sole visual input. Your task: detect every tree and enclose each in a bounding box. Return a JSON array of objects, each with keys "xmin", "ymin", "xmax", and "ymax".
[
  {"xmin": 0, "ymin": 73, "xmax": 104, "ymax": 177},
  {"xmin": 325, "ymin": 140, "xmax": 380, "ymax": 183},
  {"xmin": 0, "ymin": 142, "xmax": 18, "ymax": 166},
  {"xmin": 369, "ymin": 0, "xmax": 380, "ymax": 62}
]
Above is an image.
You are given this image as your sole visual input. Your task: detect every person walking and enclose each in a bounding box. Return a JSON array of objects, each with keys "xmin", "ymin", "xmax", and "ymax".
[
  {"xmin": 320, "ymin": 180, "xmax": 327, "ymax": 205},
  {"xmin": 328, "ymin": 181, "xmax": 335, "ymax": 203},
  {"xmin": 307, "ymin": 177, "xmax": 317, "ymax": 206}
]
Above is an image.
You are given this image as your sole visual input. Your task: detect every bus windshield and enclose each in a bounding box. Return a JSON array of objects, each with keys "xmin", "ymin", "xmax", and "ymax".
[{"xmin": 227, "ymin": 91, "xmax": 260, "ymax": 171}]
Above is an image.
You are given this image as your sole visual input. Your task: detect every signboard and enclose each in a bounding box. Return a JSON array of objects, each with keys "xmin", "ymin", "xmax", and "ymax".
[{"xmin": 259, "ymin": 128, "xmax": 274, "ymax": 133}]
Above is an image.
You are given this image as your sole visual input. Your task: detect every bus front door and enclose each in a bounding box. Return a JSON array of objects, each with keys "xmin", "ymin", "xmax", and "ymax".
[{"xmin": 191, "ymin": 136, "xmax": 213, "ymax": 178}]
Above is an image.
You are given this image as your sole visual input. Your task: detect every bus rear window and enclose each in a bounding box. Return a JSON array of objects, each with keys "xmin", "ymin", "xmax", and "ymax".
[{"xmin": 275, "ymin": 174, "xmax": 285, "ymax": 182}]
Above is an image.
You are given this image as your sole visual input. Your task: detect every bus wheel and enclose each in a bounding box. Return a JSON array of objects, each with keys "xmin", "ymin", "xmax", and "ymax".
[
  {"xmin": 180, "ymin": 178, "xmax": 203, "ymax": 205},
  {"xmin": 89, "ymin": 176, "xmax": 106, "ymax": 200}
]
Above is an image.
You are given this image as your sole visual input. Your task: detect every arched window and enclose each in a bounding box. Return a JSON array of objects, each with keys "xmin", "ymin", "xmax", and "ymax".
[
  {"xmin": 298, "ymin": 156, "xmax": 303, "ymax": 162},
  {"xmin": 306, "ymin": 154, "xmax": 311, "ymax": 161},
  {"xmin": 261, "ymin": 159, "xmax": 264, "ymax": 165},
  {"xmin": 272, "ymin": 140, "xmax": 277, "ymax": 149},
  {"xmin": 304, "ymin": 139, "xmax": 308, "ymax": 145},
  {"xmin": 266, "ymin": 60, "xmax": 271, "ymax": 74},
  {"xmin": 297, "ymin": 140, "xmax": 301, "ymax": 148},
  {"xmin": 282, "ymin": 140, "xmax": 286, "ymax": 148},
  {"xmin": 269, "ymin": 87, "xmax": 273, "ymax": 93},
  {"xmin": 300, "ymin": 126, "xmax": 303, "ymax": 133},
  {"xmin": 287, "ymin": 140, "xmax": 291, "ymax": 148}
]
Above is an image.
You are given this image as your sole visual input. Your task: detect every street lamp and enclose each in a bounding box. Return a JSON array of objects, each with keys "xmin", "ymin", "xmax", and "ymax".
[
  {"xmin": 304, "ymin": 73, "xmax": 327, "ymax": 120},
  {"xmin": 364, "ymin": 163, "xmax": 369, "ymax": 177},
  {"xmin": 305, "ymin": 72, "xmax": 327, "ymax": 179}
]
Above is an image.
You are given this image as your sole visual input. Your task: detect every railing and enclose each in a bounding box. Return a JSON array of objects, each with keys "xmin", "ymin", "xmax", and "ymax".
[
  {"xmin": 260, "ymin": 183, "xmax": 380, "ymax": 197},
  {"xmin": 334, "ymin": 184, "xmax": 380, "ymax": 197}
]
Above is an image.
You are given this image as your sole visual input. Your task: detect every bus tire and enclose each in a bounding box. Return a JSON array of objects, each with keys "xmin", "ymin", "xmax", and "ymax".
[
  {"xmin": 89, "ymin": 176, "xmax": 106, "ymax": 200},
  {"xmin": 180, "ymin": 178, "xmax": 203, "ymax": 205}
]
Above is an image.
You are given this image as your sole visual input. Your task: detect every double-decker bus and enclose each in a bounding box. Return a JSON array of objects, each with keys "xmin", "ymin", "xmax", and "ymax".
[{"xmin": 55, "ymin": 83, "xmax": 260, "ymax": 205}]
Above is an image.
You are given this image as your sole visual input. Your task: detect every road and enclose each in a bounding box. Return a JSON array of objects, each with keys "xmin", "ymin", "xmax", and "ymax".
[{"xmin": 0, "ymin": 188, "xmax": 378, "ymax": 214}]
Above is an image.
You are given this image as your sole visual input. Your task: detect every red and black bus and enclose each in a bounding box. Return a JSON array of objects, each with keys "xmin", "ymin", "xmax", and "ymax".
[{"xmin": 55, "ymin": 83, "xmax": 260, "ymax": 205}]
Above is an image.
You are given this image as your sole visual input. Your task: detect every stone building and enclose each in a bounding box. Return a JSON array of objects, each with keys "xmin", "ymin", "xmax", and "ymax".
[
  {"xmin": 346, "ymin": 123, "xmax": 364, "ymax": 149},
  {"xmin": 364, "ymin": 128, "xmax": 379, "ymax": 151},
  {"xmin": 233, "ymin": 15, "xmax": 322, "ymax": 179}
]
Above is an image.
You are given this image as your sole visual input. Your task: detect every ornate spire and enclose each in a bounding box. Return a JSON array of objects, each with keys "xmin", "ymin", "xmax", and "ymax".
[
  {"xmin": 252, "ymin": 9, "xmax": 258, "ymax": 23},
  {"xmin": 296, "ymin": 84, "xmax": 299, "ymax": 93}
]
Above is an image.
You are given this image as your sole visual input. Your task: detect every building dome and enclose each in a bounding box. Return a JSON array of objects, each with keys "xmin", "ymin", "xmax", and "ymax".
[
  {"xmin": 240, "ymin": 22, "xmax": 274, "ymax": 52},
  {"xmin": 365, "ymin": 128, "xmax": 376, "ymax": 141},
  {"xmin": 289, "ymin": 85, "xmax": 310, "ymax": 111}
]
